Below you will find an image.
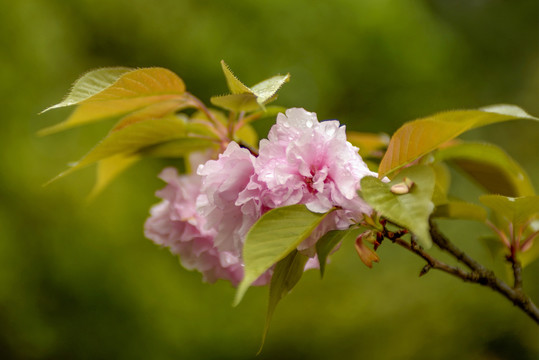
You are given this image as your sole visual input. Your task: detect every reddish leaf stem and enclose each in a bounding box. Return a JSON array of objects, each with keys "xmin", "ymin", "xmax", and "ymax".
[{"xmin": 184, "ymin": 93, "xmax": 228, "ymax": 138}]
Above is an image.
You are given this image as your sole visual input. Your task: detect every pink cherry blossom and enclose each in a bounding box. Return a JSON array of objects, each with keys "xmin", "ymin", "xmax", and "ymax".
[
  {"xmin": 241, "ymin": 108, "xmax": 377, "ymax": 253},
  {"xmin": 255, "ymin": 108, "xmax": 376, "ymax": 213},
  {"xmin": 144, "ymin": 167, "xmax": 245, "ymax": 286},
  {"xmin": 196, "ymin": 141, "xmax": 259, "ymax": 253},
  {"xmin": 145, "ymin": 108, "xmax": 378, "ymax": 284}
]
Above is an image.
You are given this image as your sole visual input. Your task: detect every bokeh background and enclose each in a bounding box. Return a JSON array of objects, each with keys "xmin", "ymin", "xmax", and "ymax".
[{"xmin": 1, "ymin": 0, "xmax": 538, "ymax": 359}]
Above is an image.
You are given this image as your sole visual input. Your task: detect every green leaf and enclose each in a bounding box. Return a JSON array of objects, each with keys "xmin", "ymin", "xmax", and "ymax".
[
  {"xmin": 259, "ymin": 250, "xmax": 308, "ymax": 354},
  {"xmin": 432, "ymin": 201, "xmax": 487, "ymax": 222},
  {"xmin": 220, "ymin": 60, "xmax": 252, "ymax": 94},
  {"xmin": 479, "ymin": 104, "xmax": 533, "ymax": 117},
  {"xmin": 479, "ymin": 195, "xmax": 539, "ymax": 236},
  {"xmin": 480, "ymin": 195, "xmax": 539, "ymax": 266},
  {"xmin": 139, "ymin": 138, "xmax": 217, "ymax": 157},
  {"xmin": 41, "ymin": 67, "xmax": 133, "ymax": 112},
  {"xmin": 250, "ymin": 74, "xmax": 290, "ymax": 109},
  {"xmin": 316, "ymin": 228, "xmax": 360, "ymax": 277},
  {"xmin": 210, "ymin": 93, "xmax": 260, "ymax": 112},
  {"xmin": 430, "ymin": 162, "xmax": 451, "ymax": 206},
  {"xmin": 346, "ymin": 131, "xmax": 389, "ymax": 159},
  {"xmin": 378, "ymin": 105, "xmax": 538, "ymax": 177},
  {"xmin": 39, "ymin": 67, "xmax": 189, "ymax": 135},
  {"xmin": 234, "ymin": 123, "xmax": 259, "ymax": 149},
  {"xmin": 241, "ymin": 106, "xmax": 288, "ymax": 125},
  {"xmin": 110, "ymin": 100, "xmax": 191, "ymax": 132},
  {"xmin": 183, "ymin": 121, "xmax": 222, "ymax": 139},
  {"xmin": 234, "ymin": 205, "xmax": 330, "ymax": 306},
  {"xmin": 360, "ymin": 165, "xmax": 435, "ymax": 247},
  {"xmin": 49, "ymin": 115, "xmax": 187, "ymax": 183},
  {"xmin": 520, "ymin": 234, "xmax": 539, "ymax": 268},
  {"xmin": 87, "ymin": 153, "xmax": 140, "ymax": 199},
  {"xmin": 212, "ymin": 61, "xmax": 289, "ymax": 112},
  {"xmin": 433, "ymin": 142, "xmax": 535, "ymax": 197}
]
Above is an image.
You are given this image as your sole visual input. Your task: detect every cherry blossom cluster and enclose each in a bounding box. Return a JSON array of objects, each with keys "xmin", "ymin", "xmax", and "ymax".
[{"xmin": 144, "ymin": 108, "xmax": 378, "ymax": 286}]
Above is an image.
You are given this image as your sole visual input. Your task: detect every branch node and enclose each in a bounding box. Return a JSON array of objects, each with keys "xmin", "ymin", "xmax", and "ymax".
[
  {"xmin": 419, "ymin": 264, "xmax": 432, "ymax": 277},
  {"xmin": 386, "ymin": 217, "xmax": 539, "ymax": 324},
  {"xmin": 509, "ymin": 253, "xmax": 523, "ymax": 290}
]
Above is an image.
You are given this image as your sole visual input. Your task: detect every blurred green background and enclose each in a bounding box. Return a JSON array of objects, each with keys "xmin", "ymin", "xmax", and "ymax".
[{"xmin": 1, "ymin": 0, "xmax": 538, "ymax": 359}]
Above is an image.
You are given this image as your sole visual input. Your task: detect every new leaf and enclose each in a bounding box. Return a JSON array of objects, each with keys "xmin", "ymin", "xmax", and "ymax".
[
  {"xmin": 316, "ymin": 228, "xmax": 362, "ymax": 277},
  {"xmin": 360, "ymin": 165, "xmax": 435, "ymax": 247},
  {"xmin": 40, "ymin": 67, "xmax": 190, "ymax": 134},
  {"xmin": 480, "ymin": 195, "xmax": 539, "ymax": 235},
  {"xmin": 211, "ymin": 61, "xmax": 290, "ymax": 112},
  {"xmin": 259, "ymin": 250, "xmax": 308, "ymax": 353},
  {"xmin": 48, "ymin": 115, "xmax": 189, "ymax": 183},
  {"xmin": 234, "ymin": 205, "xmax": 330, "ymax": 305},
  {"xmin": 433, "ymin": 142, "xmax": 535, "ymax": 197},
  {"xmin": 378, "ymin": 105, "xmax": 539, "ymax": 177}
]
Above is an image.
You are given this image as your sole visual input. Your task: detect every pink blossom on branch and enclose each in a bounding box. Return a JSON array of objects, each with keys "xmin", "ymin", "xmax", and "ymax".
[
  {"xmin": 239, "ymin": 108, "xmax": 377, "ymax": 253},
  {"xmin": 253, "ymin": 108, "xmax": 376, "ymax": 212},
  {"xmin": 145, "ymin": 108, "xmax": 378, "ymax": 285},
  {"xmin": 144, "ymin": 167, "xmax": 246, "ymax": 286},
  {"xmin": 196, "ymin": 142, "xmax": 259, "ymax": 253}
]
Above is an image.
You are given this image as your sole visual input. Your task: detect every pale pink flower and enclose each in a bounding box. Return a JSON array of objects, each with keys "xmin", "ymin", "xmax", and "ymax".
[
  {"xmin": 144, "ymin": 167, "xmax": 245, "ymax": 286},
  {"xmin": 196, "ymin": 142, "xmax": 259, "ymax": 253},
  {"xmin": 243, "ymin": 108, "xmax": 377, "ymax": 253},
  {"xmin": 254, "ymin": 108, "xmax": 376, "ymax": 214},
  {"xmin": 146, "ymin": 108, "xmax": 378, "ymax": 284}
]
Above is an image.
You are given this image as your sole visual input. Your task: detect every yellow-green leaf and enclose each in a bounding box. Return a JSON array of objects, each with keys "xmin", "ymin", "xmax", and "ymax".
[
  {"xmin": 360, "ymin": 165, "xmax": 435, "ymax": 247},
  {"xmin": 346, "ymin": 131, "xmax": 389, "ymax": 159},
  {"xmin": 41, "ymin": 67, "xmax": 133, "ymax": 112},
  {"xmin": 88, "ymin": 138, "xmax": 217, "ymax": 197},
  {"xmin": 378, "ymin": 105, "xmax": 538, "ymax": 177},
  {"xmin": 88, "ymin": 153, "xmax": 140, "ymax": 199},
  {"xmin": 234, "ymin": 205, "xmax": 330, "ymax": 306},
  {"xmin": 316, "ymin": 228, "xmax": 360, "ymax": 277},
  {"xmin": 479, "ymin": 195, "xmax": 539, "ymax": 233},
  {"xmin": 239, "ymin": 106, "xmax": 288, "ymax": 125},
  {"xmin": 220, "ymin": 60, "xmax": 251, "ymax": 94},
  {"xmin": 210, "ymin": 93, "xmax": 260, "ymax": 112},
  {"xmin": 433, "ymin": 142, "xmax": 535, "ymax": 197},
  {"xmin": 250, "ymin": 74, "xmax": 290, "ymax": 108},
  {"xmin": 213, "ymin": 61, "xmax": 289, "ymax": 112},
  {"xmin": 111, "ymin": 99, "xmax": 192, "ymax": 132},
  {"xmin": 430, "ymin": 162, "xmax": 451, "ymax": 206},
  {"xmin": 39, "ymin": 67, "xmax": 188, "ymax": 135},
  {"xmin": 259, "ymin": 250, "xmax": 308, "ymax": 353},
  {"xmin": 50, "ymin": 115, "xmax": 187, "ymax": 182},
  {"xmin": 235, "ymin": 123, "xmax": 259, "ymax": 149},
  {"xmin": 480, "ymin": 195, "xmax": 539, "ymax": 267},
  {"xmin": 139, "ymin": 138, "xmax": 217, "ymax": 158},
  {"xmin": 520, "ymin": 231, "xmax": 539, "ymax": 268},
  {"xmin": 432, "ymin": 201, "xmax": 487, "ymax": 222}
]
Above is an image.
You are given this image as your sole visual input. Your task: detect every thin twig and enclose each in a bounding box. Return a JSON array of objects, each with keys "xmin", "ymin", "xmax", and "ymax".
[
  {"xmin": 386, "ymin": 222, "xmax": 539, "ymax": 324},
  {"xmin": 393, "ymin": 237, "xmax": 471, "ymax": 279},
  {"xmin": 428, "ymin": 220, "xmax": 483, "ymax": 271},
  {"xmin": 510, "ymin": 254, "xmax": 523, "ymax": 290}
]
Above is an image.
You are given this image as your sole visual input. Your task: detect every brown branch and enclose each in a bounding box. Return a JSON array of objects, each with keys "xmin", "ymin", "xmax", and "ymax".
[
  {"xmin": 386, "ymin": 222, "xmax": 539, "ymax": 325},
  {"xmin": 393, "ymin": 237, "xmax": 471, "ymax": 280},
  {"xmin": 510, "ymin": 253, "xmax": 523, "ymax": 290},
  {"xmin": 428, "ymin": 220, "xmax": 483, "ymax": 272}
]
